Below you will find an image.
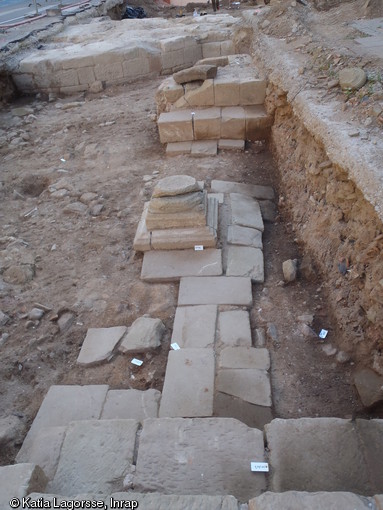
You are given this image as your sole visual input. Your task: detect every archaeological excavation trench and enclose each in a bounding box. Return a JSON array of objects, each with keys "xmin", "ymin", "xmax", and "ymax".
[{"xmin": 0, "ymin": 1, "xmax": 383, "ymax": 506}]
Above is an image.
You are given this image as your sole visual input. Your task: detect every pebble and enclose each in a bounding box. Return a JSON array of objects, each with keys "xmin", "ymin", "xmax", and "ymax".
[
  {"xmin": 283, "ymin": 259, "xmax": 298, "ymax": 282},
  {"xmin": 0, "ymin": 333, "xmax": 10, "ymax": 348},
  {"xmin": 300, "ymin": 323, "xmax": 317, "ymax": 339},
  {"xmin": 28, "ymin": 308, "xmax": 44, "ymax": 321},
  {"xmin": 0, "ymin": 310, "xmax": 10, "ymax": 326},
  {"xmin": 80, "ymin": 192, "xmax": 98, "ymax": 204},
  {"xmin": 327, "ymin": 79, "xmax": 339, "ymax": 89},
  {"xmin": 143, "ymin": 175, "xmax": 154, "ymax": 182},
  {"xmin": 267, "ymin": 323, "xmax": 278, "ymax": 343},
  {"xmin": 297, "ymin": 314, "xmax": 314, "ymax": 325},
  {"xmin": 63, "ymin": 202, "xmax": 88, "ymax": 215},
  {"xmin": 255, "ymin": 328, "xmax": 266, "ymax": 347},
  {"xmin": 90, "ymin": 204, "xmax": 104, "ymax": 217},
  {"xmin": 322, "ymin": 343, "xmax": 337, "ymax": 356},
  {"xmin": 57, "ymin": 312, "xmax": 75, "ymax": 332},
  {"xmin": 348, "ymin": 129, "xmax": 360, "ymax": 137},
  {"xmin": 336, "ymin": 350, "xmax": 351, "ymax": 364}
]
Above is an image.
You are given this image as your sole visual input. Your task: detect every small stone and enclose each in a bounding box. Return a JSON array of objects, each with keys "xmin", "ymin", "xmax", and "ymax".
[
  {"xmin": 77, "ymin": 326, "xmax": 127, "ymax": 366},
  {"xmin": 336, "ymin": 351, "xmax": 351, "ymax": 364},
  {"xmin": 322, "ymin": 344, "xmax": 337, "ymax": 356},
  {"xmin": 57, "ymin": 312, "xmax": 75, "ymax": 333},
  {"xmin": 0, "ymin": 415, "xmax": 25, "ymax": 447},
  {"xmin": 3, "ymin": 265, "xmax": 34, "ymax": 284},
  {"xmin": 283, "ymin": 259, "xmax": 298, "ymax": 282},
  {"xmin": 339, "ymin": 67, "xmax": 367, "ymax": 90},
  {"xmin": 63, "ymin": 202, "xmax": 88, "ymax": 215},
  {"xmin": 143, "ymin": 175, "xmax": 154, "ymax": 182},
  {"xmin": 173, "ymin": 65, "xmax": 217, "ymax": 85},
  {"xmin": 300, "ymin": 323, "xmax": 317, "ymax": 338},
  {"xmin": 152, "ymin": 175, "xmax": 200, "ymax": 198},
  {"xmin": 51, "ymin": 189, "xmax": 70, "ymax": 199},
  {"xmin": 267, "ymin": 323, "xmax": 278, "ymax": 343},
  {"xmin": 327, "ymin": 79, "xmax": 339, "ymax": 89},
  {"xmin": 0, "ymin": 333, "xmax": 10, "ymax": 348},
  {"xmin": 0, "ymin": 310, "xmax": 10, "ymax": 326},
  {"xmin": 25, "ymin": 320, "xmax": 36, "ymax": 330},
  {"xmin": 354, "ymin": 368, "xmax": 383, "ymax": 407},
  {"xmin": 261, "ymin": 19, "xmax": 271, "ymax": 29},
  {"xmin": 89, "ymin": 81, "xmax": 104, "ymax": 94},
  {"xmin": 348, "ymin": 129, "xmax": 360, "ymax": 138},
  {"xmin": 28, "ymin": 308, "xmax": 44, "ymax": 321},
  {"xmin": 90, "ymin": 204, "xmax": 104, "ymax": 217},
  {"xmin": 119, "ymin": 317, "xmax": 165, "ymax": 353},
  {"xmin": 259, "ymin": 200, "xmax": 277, "ymax": 222},
  {"xmin": 297, "ymin": 314, "xmax": 314, "ymax": 325},
  {"xmin": 11, "ymin": 107, "xmax": 34, "ymax": 117},
  {"xmin": 80, "ymin": 192, "xmax": 98, "ymax": 204},
  {"xmin": 255, "ymin": 328, "xmax": 266, "ymax": 347}
]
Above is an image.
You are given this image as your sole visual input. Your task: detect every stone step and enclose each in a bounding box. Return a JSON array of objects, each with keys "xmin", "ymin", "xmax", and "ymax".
[
  {"xmin": 158, "ymin": 106, "xmax": 272, "ymax": 144},
  {"xmin": 166, "ymin": 139, "xmax": 245, "ymax": 156},
  {"xmin": 178, "ymin": 276, "xmax": 253, "ymax": 306},
  {"xmin": 211, "ymin": 180, "xmax": 275, "ymax": 200}
]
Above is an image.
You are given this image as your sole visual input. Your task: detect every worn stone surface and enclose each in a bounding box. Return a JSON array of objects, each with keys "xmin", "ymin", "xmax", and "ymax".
[
  {"xmin": 218, "ymin": 139, "xmax": 245, "ymax": 150},
  {"xmin": 191, "ymin": 140, "xmax": 218, "ymax": 157},
  {"xmin": 178, "ymin": 276, "xmax": 252, "ymax": 306},
  {"xmin": 48, "ymin": 419, "xmax": 139, "ymax": 496},
  {"xmin": 152, "ymin": 175, "xmax": 200, "ymax": 198},
  {"xmin": 0, "ymin": 464, "xmax": 47, "ymax": 503},
  {"xmin": 171, "ymin": 305, "xmax": 217, "ymax": 348},
  {"xmin": 166, "ymin": 141, "xmax": 192, "ymax": 156},
  {"xmin": 226, "ymin": 246, "xmax": 264, "ymax": 282},
  {"xmin": 339, "ymin": 67, "xmax": 367, "ymax": 90},
  {"xmin": 134, "ymin": 417, "xmax": 266, "ymax": 500},
  {"xmin": 141, "ymin": 249, "xmax": 222, "ymax": 282},
  {"xmin": 211, "ymin": 180, "xmax": 275, "ymax": 200},
  {"xmin": 218, "ymin": 310, "xmax": 252, "ymax": 347},
  {"xmin": 196, "ymin": 56, "xmax": 229, "ymax": 67},
  {"xmin": 354, "ymin": 368, "xmax": 383, "ymax": 407},
  {"xmin": 230, "ymin": 193, "xmax": 264, "ymax": 232},
  {"xmin": 151, "ymin": 226, "xmax": 216, "ymax": 250},
  {"xmin": 219, "ymin": 347, "xmax": 270, "ymax": 370},
  {"xmin": 16, "ymin": 385, "xmax": 109, "ymax": 464},
  {"xmin": 217, "ymin": 369, "xmax": 271, "ymax": 407},
  {"xmin": 248, "ymin": 491, "xmax": 377, "ymax": 510},
  {"xmin": 227, "ymin": 225, "xmax": 263, "ymax": 249},
  {"xmin": 146, "ymin": 207, "xmax": 207, "ymax": 230},
  {"xmin": 220, "ymin": 106, "xmax": 246, "ymax": 139},
  {"xmin": 194, "ymin": 108, "xmax": 221, "ymax": 140},
  {"xmin": 214, "ymin": 392, "xmax": 273, "ymax": 430},
  {"xmin": 282, "ymin": 259, "xmax": 298, "ymax": 283},
  {"xmin": 181, "ymin": 79, "xmax": 215, "ymax": 108},
  {"xmin": 356, "ymin": 419, "xmax": 383, "ymax": 493},
  {"xmin": 119, "ymin": 317, "xmax": 165, "ymax": 353},
  {"xmin": 149, "ymin": 191, "xmax": 204, "ymax": 214},
  {"xmin": 173, "ymin": 64, "xmax": 217, "ymax": 84},
  {"xmin": 159, "ymin": 348, "xmax": 215, "ymax": 418},
  {"xmin": 108, "ymin": 493, "xmax": 238, "ymax": 509},
  {"xmin": 265, "ymin": 418, "xmax": 371, "ymax": 494},
  {"xmin": 101, "ymin": 389, "xmax": 161, "ymax": 420},
  {"xmin": 214, "ymin": 78, "xmax": 240, "ymax": 106},
  {"xmin": 77, "ymin": 326, "xmax": 127, "ymax": 366},
  {"xmin": 158, "ymin": 111, "xmax": 193, "ymax": 143},
  {"xmin": 208, "ymin": 192, "xmax": 224, "ymax": 204},
  {"xmin": 239, "ymin": 78, "xmax": 267, "ymax": 105}
]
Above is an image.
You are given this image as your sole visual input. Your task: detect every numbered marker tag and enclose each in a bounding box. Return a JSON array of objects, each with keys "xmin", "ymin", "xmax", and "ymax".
[
  {"xmin": 194, "ymin": 245, "xmax": 204, "ymax": 251},
  {"xmin": 319, "ymin": 329, "xmax": 328, "ymax": 339},
  {"xmin": 131, "ymin": 358, "xmax": 143, "ymax": 366},
  {"xmin": 171, "ymin": 343, "xmax": 180, "ymax": 350},
  {"xmin": 251, "ymin": 462, "xmax": 269, "ymax": 472}
]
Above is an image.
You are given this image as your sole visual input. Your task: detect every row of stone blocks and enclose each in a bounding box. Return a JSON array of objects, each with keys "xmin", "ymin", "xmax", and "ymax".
[{"xmin": 158, "ymin": 106, "xmax": 272, "ymax": 144}]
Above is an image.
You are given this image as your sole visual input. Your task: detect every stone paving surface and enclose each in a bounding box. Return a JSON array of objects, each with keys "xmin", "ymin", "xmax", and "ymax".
[
  {"xmin": 77, "ymin": 326, "xmax": 127, "ymax": 366},
  {"xmin": 159, "ymin": 348, "xmax": 215, "ymax": 418},
  {"xmin": 133, "ymin": 417, "xmax": 266, "ymax": 502},
  {"xmin": 226, "ymin": 246, "xmax": 264, "ymax": 282},
  {"xmin": 119, "ymin": 316, "xmax": 165, "ymax": 353},
  {"xmin": 230, "ymin": 193, "xmax": 264, "ymax": 231},
  {"xmin": 227, "ymin": 225, "xmax": 263, "ymax": 249},
  {"xmin": 0, "ymin": 464, "xmax": 47, "ymax": 505},
  {"xmin": 219, "ymin": 347, "xmax": 270, "ymax": 370},
  {"xmin": 218, "ymin": 310, "xmax": 252, "ymax": 347},
  {"xmin": 214, "ymin": 393, "xmax": 273, "ymax": 430},
  {"xmin": 211, "ymin": 180, "xmax": 275, "ymax": 200},
  {"xmin": 171, "ymin": 305, "xmax": 217, "ymax": 348},
  {"xmin": 100, "ymin": 389, "xmax": 161, "ymax": 420},
  {"xmin": 178, "ymin": 276, "xmax": 252, "ymax": 306},
  {"xmin": 217, "ymin": 369, "xmax": 272, "ymax": 407}
]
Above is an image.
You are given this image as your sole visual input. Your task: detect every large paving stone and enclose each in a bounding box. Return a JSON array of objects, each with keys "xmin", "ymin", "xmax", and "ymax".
[
  {"xmin": 159, "ymin": 348, "xmax": 215, "ymax": 418},
  {"xmin": 230, "ymin": 193, "xmax": 264, "ymax": 232},
  {"xmin": 226, "ymin": 246, "xmax": 264, "ymax": 283},
  {"xmin": 178, "ymin": 277, "xmax": 252, "ymax": 306},
  {"xmin": 219, "ymin": 347, "xmax": 270, "ymax": 370},
  {"xmin": 151, "ymin": 226, "xmax": 217, "ymax": 250},
  {"xmin": 48, "ymin": 419, "xmax": 139, "ymax": 496},
  {"xmin": 171, "ymin": 305, "xmax": 217, "ymax": 348},
  {"xmin": 134, "ymin": 417, "xmax": 266, "ymax": 501},
  {"xmin": 153, "ymin": 175, "xmax": 200, "ymax": 198},
  {"xmin": 265, "ymin": 418, "xmax": 372, "ymax": 494},
  {"xmin": 158, "ymin": 111, "xmax": 193, "ymax": 144},
  {"xmin": 16, "ymin": 385, "xmax": 109, "ymax": 463},
  {"xmin": 227, "ymin": 225, "xmax": 263, "ymax": 249},
  {"xmin": 356, "ymin": 419, "xmax": 383, "ymax": 493},
  {"xmin": 77, "ymin": 326, "xmax": 127, "ymax": 366},
  {"xmin": 211, "ymin": 180, "xmax": 275, "ymax": 200},
  {"xmin": 218, "ymin": 310, "xmax": 252, "ymax": 347},
  {"xmin": 119, "ymin": 317, "xmax": 165, "ymax": 353},
  {"xmin": 108, "ymin": 493, "xmax": 238, "ymax": 510},
  {"xmin": 0, "ymin": 464, "xmax": 47, "ymax": 504},
  {"xmin": 141, "ymin": 249, "xmax": 223, "ymax": 282},
  {"xmin": 101, "ymin": 389, "xmax": 161, "ymax": 421},
  {"xmin": 248, "ymin": 491, "xmax": 377, "ymax": 510},
  {"xmin": 214, "ymin": 392, "xmax": 273, "ymax": 430},
  {"xmin": 217, "ymin": 369, "xmax": 271, "ymax": 407}
]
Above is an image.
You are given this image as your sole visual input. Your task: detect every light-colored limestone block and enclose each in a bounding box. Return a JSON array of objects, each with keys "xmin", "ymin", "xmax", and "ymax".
[
  {"xmin": 220, "ymin": 106, "xmax": 246, "ymax": 139},
  {"xmin": 158, "ymin": 110, "xmax": 193, "ymax": 143},
  {"xmin": 239, "ymin": 79, "xmax": 267, "ymax": 105},
  {"xmin": 194, "ymin": 107, "xmax": 221, "ymax": 140},
  {"xmin": 214, "ymin": 78, "xmax": 240, "ymax": 106}
]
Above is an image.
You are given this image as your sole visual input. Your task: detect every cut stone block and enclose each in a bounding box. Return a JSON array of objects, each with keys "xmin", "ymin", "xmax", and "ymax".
[
  {"xmin": 219, "ymin": 346, "xmax": 270, "ymax": 370},
  {"xmin": 248, "ymin": 491, "xmax": 377, "ymax": 510},
  {"xmin": 152, "ymin": 175, "xmax": 200, "ymax": 198},
  {"xmin": 239, "ymin": 78, "xmax": 267, "ymax": 105},
  {"xmin": 202, "ymin": 42, "xmax": 222, "ymax": 59},
  {"xmin": 196, "ymin": 56, "xmax": 229, "ymax": 67},
  {"xmin": 214, "ymin": 392, "xmax": 273, "ymax": 430},
  {"xmin": 191, "ymin": 140, "xmax": 218, "ymax": 157},
  {"xmin": 16, "ymin": 385, "xmax": 108, "ymax": 464},
  {"xmin": 171, "ymin": 305, "xmax": 218, "ymax": 348},
  {"xmin": 134, "ymin": 417, "xmax": 266, "ymax": 500},
  {"xmin": 355, "ymin": 419, "xmax": 383, "ymax": 493},
  {"xmin": 259, "ymin": 200, "xmax": 277, "ymax": 222},
  {"xmin": 208, "ymin": 192, "xmax": 224, "ymax": 204},
  {"xmin": 218, "ymin": 309, "xmax": 252, "ymax": 347},
  {"xmin": 141, "ymin": 249, "xmax": 222, "ymax": 282},
  {"xmin": 216, "ymin": 369, "xmax": 272, "ymax": 407},
  {"xmin": 156, "ymin": 77, "xmax": 184, "ymax": 112},
  {"xmin": 48, "ymin": 419, "xmax": 139, "ymax": 496},
  {"xmin": 182, "ymin": 79, "xmax": 214, "ymax": 108},
  {"xmin": 245, "ymin": 106, "xmax": 272, "ymax": 140},
  {"xmin": 230, "ymin": 193, "xmax": 264, "ymax": 231},
  {"xmin": 228, "ymin": 225, "xmax": 263, "ymax": 249},
  {"xmin": 133, "ymin": 202, "xmax": 150, "ymax": 251},
  {"xmin": 16, "ymin": 426, "xmax": 66, "ymax": 480},
  {"xmin": 166, "ymin": 141, "xmax": 192, "ymax": 156},
  {"xmin": 158, "ymin": 111, "xmax": 193, "ymax": 144},
  {"xmin": 0, "ymin": 464, "xmax": 47, "ymax": 504},
  {"xmin": 159, "ymin": 348, "xmax": 215, "ymax": 418},
  {"xmin": 108, "ymin": 493, "xmax": 239, "ymax": 510},
  {"xmin": 101, "ymin": 389, "xmax": 161, "ymax": 420},
  {"xmin": 265, "ymin": 418, "xmax": 372, "ymax": 494},
  {"xmin": 220, "ymin": 107, "xmax": 246, "ymax": 139},
  {"xmin": 173, "ymin": 64, "xmax": 217, "ymax": 84},
  {"xmin": 207, "ymin": 195, "xmax": 219, "ymax": 232},
  {"xmin": 178, "ymin": 277, "xmax": 252, "ymax": 306},
  {"xmin": 149, "ymin": 191, "xmax": 204, "ymax": 214},
  {"xmin": 151, "ymin": 226, "xmax": 216, "ymax": 250},
  {"xmin": 77, "ymin": 326, "xmax": 127, "ymax": 366},
  {"xmin": 119, "ymin": 317, "xmax": 165, "ymax": 353},
  {"xmin": 211, "ymin": 180, "xmax": 275, "ymax": 200},
  {"xmin": 193, "ymin": 108, "xmax": 221, "ymax": 140},
  {"xmin": 226, "ymin": 246, "xmax": 264, "ymax": 283},
  {"xmin": 218, "ymin": 139, "xmax": 245, "ymax": 151},
  {"xmin": 214, "ymin": 78, "xmax": 240, "ymax": 106},
  {"xmin": 354, "ymin": 368, "xmax": 383, "ymax": 407},
  {"xmin": 146, "ymin": 207, "xmax": 207, "ymax": 230}
]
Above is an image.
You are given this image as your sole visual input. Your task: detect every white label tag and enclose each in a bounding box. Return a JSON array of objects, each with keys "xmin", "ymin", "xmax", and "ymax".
[
  {"xmin": 319, "ymin": 329, "xmax": 328, "ymax": 339},
  {"xmin": 251, "ymin": 462, "xmax": 269, "ymax": 472},
  {"xmin": 171, "ymin": 343, "xmax": 180, "ymax": 350},
  {"xmin": 194, "ymin": 245, "xmax": 204, "ymax": 251},
  {"xmin": 131, "ymin": 358, "xmax": 143, "ymax": 366}
]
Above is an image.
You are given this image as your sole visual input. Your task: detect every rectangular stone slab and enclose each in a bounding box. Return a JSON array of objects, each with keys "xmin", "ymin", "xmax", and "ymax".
[
  {"xmin": 214, "ymin": 392, "xmax": 273, "ymax": 430},
  {"xmin": 220, "ymin": 106, "xmax": 246, "ymax": 140},
  {"xmin": 193, "ymin": 107, "xmax": 221, "ymax": 140},
  {"xmin": 171, "ymin": 305, "xmax": 218, "ymax": 348},
  {"xmin": 217, "ymin": 368, "xmax": 272, "ymax": 407},
  {"xmin": 230, "ymin": 193, "xmax": 264, "ymax": 232},
  {"xmin": 218, "ymin": 139, "xmax": 245, "ymax": 151},
  {"xmin": 218, "ymin": 309, "xmax": 252, "ymax": 347},
  {"xmin": 141, "ymin": 249, "xmax": 222, "ymax": 282},
  {"xmin": 151, "ymin": 226, "xmax": 216, "ymax": 250},
  {"xmin": 191, "ymin": 140, "xmax": 218, "ymax": 157},
  {"xmin": 178, "ymin": 276, "xmax": 252, "ymax": 306},
  {"xmin": 166, "ymin": 141, "xmax": 192, "ymax": 156},
  {"xmin": 108, "ymin": 493, "xmax": 239, "ymax": 510},
  {"xmin": 219, "ymin": 347, "xmax": 270, "ymax": 370},
  {"xmin": 158, "ymin": 110, "xmax": 193, "ymax": 143},
  {"xmin": 226, "ymin": 246, "xmax": 264, "ymax": 283},
  {"xmin": 228, "ymin": 225, "xmax": 263, "ymax": 249},
  {"xmin": 159, "ymin": 348, "xmax": 215, "ymax": 418},
  {"xmin": 77, "ymin": 326, "xmax": 127, "ymax": 366},
  {"xmin": 100, "ymin": 389, "xmax": 161, "ymax": 420},
  {"xmin": 134, "ymin": 417, "xmax": 266, "ymax": 501},
  {"xmin": 211, "ymin": 180, "xmax": 275, "ymax": 200},
  {"xmin": 0, "ymin": 464, "xmax": 47, "ymax": 506}
]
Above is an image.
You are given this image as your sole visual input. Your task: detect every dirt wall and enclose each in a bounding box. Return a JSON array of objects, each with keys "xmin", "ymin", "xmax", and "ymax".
[{"xmin": 265, "ymin": 84, "xmax": 383, "ymax": 374}]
